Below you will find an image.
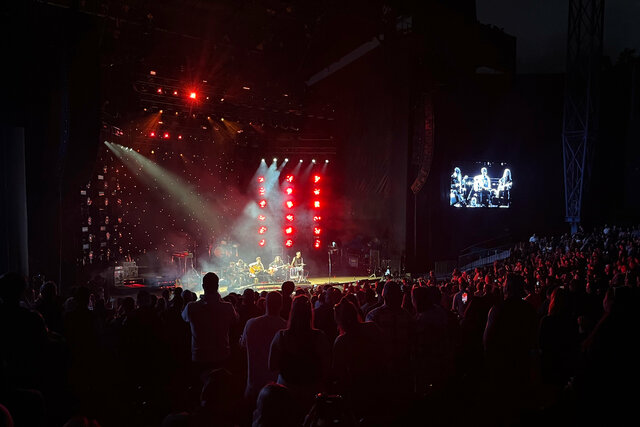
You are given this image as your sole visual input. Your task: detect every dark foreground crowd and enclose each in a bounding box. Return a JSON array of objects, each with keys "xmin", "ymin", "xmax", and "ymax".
[{"xmin": 1, "ymin": 225, "xmax": 640, "ymax": 426}]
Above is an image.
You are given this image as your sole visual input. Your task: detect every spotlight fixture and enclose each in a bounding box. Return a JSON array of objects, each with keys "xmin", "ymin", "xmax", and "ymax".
[
  {"xmin": 273, "ymin": 158, "xmax": 277, "ymax": 162},
  {"xmin": 189, "ymin": 92, "xmax": 197, "ymax": 99},
  {"xmin": 261, "ymin": 158, "xmax": 265, "ymax": 162},
  {"xmin": 312, "ymin": 159, "xmax": 316, "ymax": 163},
  {"xmin": 284, "ymin": 158, "xmax": 289, "ymax": 162},
  {"xmin": 325, "ymin": 159, "xmax": 329, "ymax": 163},
  {"xmin": 299, "ymin": 159, "xmax": 303, "ymax": 163}
]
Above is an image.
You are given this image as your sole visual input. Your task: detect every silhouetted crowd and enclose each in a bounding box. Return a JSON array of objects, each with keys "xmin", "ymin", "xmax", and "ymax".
[{"xmin": 1, "ymin": 224, "xmax": 639, "ymax": 426}]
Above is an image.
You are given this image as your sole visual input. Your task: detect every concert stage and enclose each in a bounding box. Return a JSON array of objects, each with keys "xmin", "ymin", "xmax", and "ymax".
[{"xmin": 221, "ymin": 275, "xmax": 379, "ymax": 295}]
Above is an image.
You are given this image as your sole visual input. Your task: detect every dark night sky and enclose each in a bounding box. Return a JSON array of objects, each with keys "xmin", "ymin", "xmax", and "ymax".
[{"xmin": 477, "ymin": 0, "xmax": 640, "ymax": 73}]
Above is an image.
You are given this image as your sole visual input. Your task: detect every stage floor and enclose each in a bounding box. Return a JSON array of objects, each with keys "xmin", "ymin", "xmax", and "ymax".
[{"xmin": 221, "ymin": 275, "xmax": 378, "ymax": 294}]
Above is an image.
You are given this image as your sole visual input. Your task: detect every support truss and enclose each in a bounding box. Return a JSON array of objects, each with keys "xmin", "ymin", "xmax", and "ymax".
[{"xmin": 562, "ymin": 0, "xmax": 604, "ymax": 233}]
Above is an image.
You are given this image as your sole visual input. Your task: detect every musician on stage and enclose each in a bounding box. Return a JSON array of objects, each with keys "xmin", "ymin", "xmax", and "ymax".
[
  {"xmin": 494, "ymin": 168, "xmax": 512, "ymax": 205},
  {"xmin": 474, "ymin": 167, "xmax": 491, "ymax": 206},
  {"xmin": 289, "ymin": 251, "xmax": 306, "ymax": 282},
  {"xmin": 269, "ymin": 255, "xmax": 285, "ymax": 269},
  {"xmin": 249, "ymin": 257, "xmax": 264, "ymax": 272},
  {"xmin": 450, "ymin": 167, "xmax": 465, "ymax": 206},
  {"xmin": 290, "ymin": 251, "xmax": 304, "ymax": 267}
]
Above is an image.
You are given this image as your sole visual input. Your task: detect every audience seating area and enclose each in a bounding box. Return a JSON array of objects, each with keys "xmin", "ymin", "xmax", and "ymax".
[{"xmin": 1, "ymin": 225, "xmax": 639, "ymax": 426}]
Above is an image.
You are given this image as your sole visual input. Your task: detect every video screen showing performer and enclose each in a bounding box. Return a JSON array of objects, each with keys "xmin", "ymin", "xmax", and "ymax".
[{"xmin": 450, "ymin": 162, "xmax": 512, "ymax": 208}]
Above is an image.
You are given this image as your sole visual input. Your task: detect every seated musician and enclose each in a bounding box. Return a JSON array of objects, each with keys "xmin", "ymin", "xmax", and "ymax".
[
  {"xmin": 269, "ymin": 255, "xmax": 284, "ymax": 270},
  {"xmin": 290, "ymin": 251, "xmax": 304, "ymax": 268},
  {"xmin": 494, "ymin": 168, "xmax": 512, "ymax": 202},
  {"xmin": 249, "ymin": 257, "xmax": 264, "ymax": 272},
  {"xmin": 473, "ymin": 167, "xmax": 491, "ymax": 206},
  {"xmin": 450, "ymin": 167, "xmax": 465, "ymax": 206}
]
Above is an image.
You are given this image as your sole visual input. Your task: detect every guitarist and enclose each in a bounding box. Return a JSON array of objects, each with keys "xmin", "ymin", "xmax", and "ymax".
[
  {"xmin": 249, "ymin": 257, "xmax": 265, "ymax": 274},
  {"xmin": 269, "ymin": 255, "xmax": 285, "ymax": 271}
]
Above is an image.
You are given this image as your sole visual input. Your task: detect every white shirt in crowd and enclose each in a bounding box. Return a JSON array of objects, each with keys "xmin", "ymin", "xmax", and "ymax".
[{"xmin": 240, "ymin": 314, "xmax": 287, "ymax": 398}]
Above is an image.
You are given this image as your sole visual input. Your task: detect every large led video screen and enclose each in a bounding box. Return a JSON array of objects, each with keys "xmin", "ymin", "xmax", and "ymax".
[{"xmin": 450, "ymin": 162, "xmax": 512, "ymax": 208}]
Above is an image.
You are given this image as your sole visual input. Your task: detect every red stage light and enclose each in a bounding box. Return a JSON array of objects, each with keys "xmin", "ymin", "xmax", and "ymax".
[
  {"xmin": 163, "ymin": 132, "xmax": 170, "ymax": 139},
  {"xmin": 149, "ymin": 131, "xmax": 156, "ymax": 137},
  {"xmin": 189, "ymin": 92, "xmax": 197, "ymax": 99},
  {"xmin": 314, "ymin": 239, "xmax": 321, "ymax": 249},
  {"xmin": 157, "ymin": 88, "xmax": 162, "ymax": 94},
  {"xmin": 259, "ymin": 200, "xmax": 267, "ymax": 208},
  {"xmin": 314, "ymin": 201, "xmax": 320, "ymax": 208},
  {"xmin": 286, "ymin": 214, "xmax": 294, "ymax": 222},
  {"xmin": 258, "ymin": 226, "xmax": 267, "ymax": 234},
  {"xmin": 313, "ymin": 175, "xmax": 321, "ymax": 183},
  {"xmin": 314, "ymin": 227, "xmax": 321, "ymax": 235},
  {"xmin": 258, "ymin": 187, "xmax": 265, "ymax": 196},
  {"xmin": 259, "ymin": 239, "xmax": 266, "ymax": 247},
  {"xmin": 286, "ymin": 200, "xmax": 294, "ymax": 209},
  {"xmin": 285, "ymin": 226, "xmax": 294, "ymax": 235},
  {"xmin": 285, "ymin": 175, "xmax": 294, "ymax": 183},
  {"xmin": 313, "ymin": 189, "xmax": 320, "ymax": 195},
  {"xmin": 313, "ymin": 216, "xmax": 321, "ymax": 221},
  {"xmin": 173, "ymin": 90, "xmax": 178, "ymax": 95},
  {"xmin": 178, "ymin": 135, "xmax": 183, "ymax": 140},
  {"xmin": 257, "ymin": 176, "xmax": 265, "ymax": 183},
  {"xmin": 285, "ymin": 187, "xmax": 293, "ymax": 195},
  {"xmin": 257, "ymin": 215, "xmax": 266, "ymax": 221},
  {"xmin": 285, "ymin": 239, "xmax": 294, "ymax": 247}
]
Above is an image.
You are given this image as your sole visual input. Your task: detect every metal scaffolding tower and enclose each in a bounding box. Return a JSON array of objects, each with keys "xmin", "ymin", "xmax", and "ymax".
[{"xmin": 562, "ymin": 0, "xmax": 604, "ymax": 233}]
